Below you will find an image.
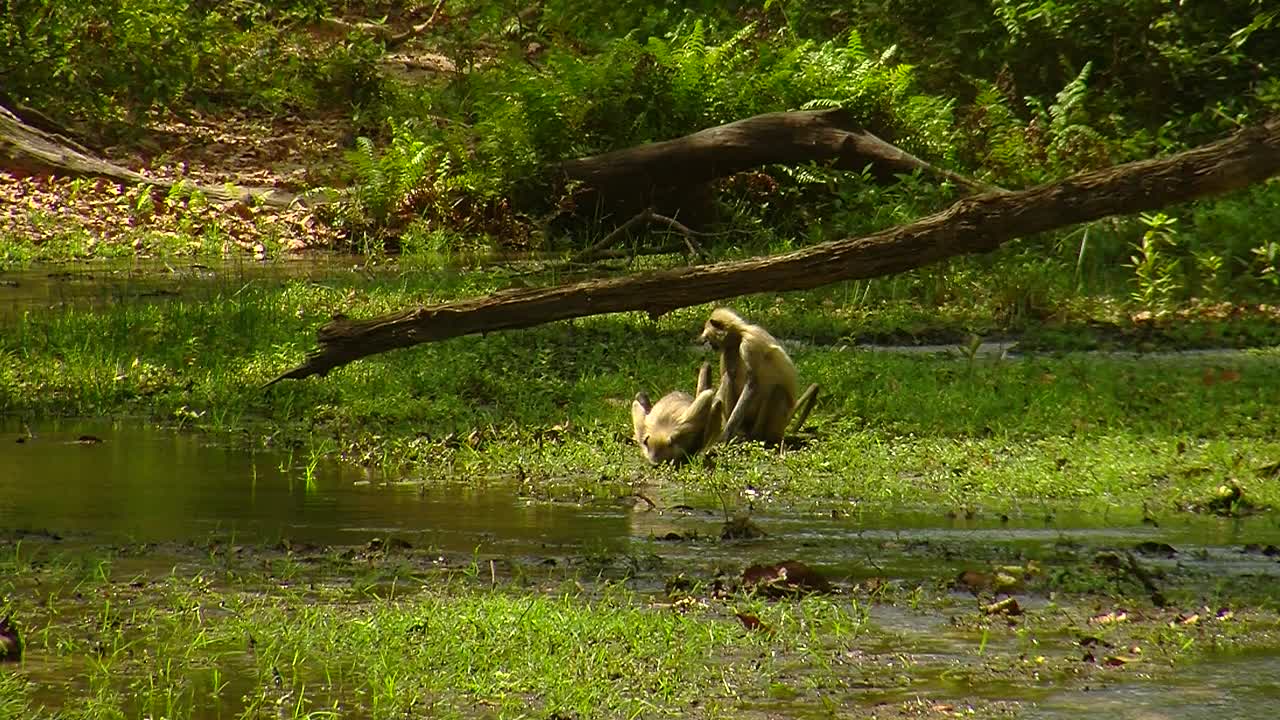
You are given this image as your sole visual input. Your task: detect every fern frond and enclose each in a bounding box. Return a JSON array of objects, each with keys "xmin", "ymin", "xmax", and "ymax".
[
  {"xmin": 1049, "ymin": 61, "xmax": 1093, "ymax": 132},
  {"xmin": 706, "ymin": 21, "xmax": 756, "ymax": 69},
  {"xmin": 843, "ymin": 28, "xmax": 865, "ymax": 60},
  {"xmin": 800, "ymin": 98, "xmax": 842, "ymax": 110}
]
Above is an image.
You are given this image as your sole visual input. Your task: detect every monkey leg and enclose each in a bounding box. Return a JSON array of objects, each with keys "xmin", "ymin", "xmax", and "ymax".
[
  {"xmin": 693, "ymin": 368, "xmax": 731, "ymax": 451},
  {"xmin": 749, "ymin": 385, "xmax": 789, "ymax": 444},
  {"xmin": 786, "ymin": 383, "xmax": 820, "ymax": 434}
]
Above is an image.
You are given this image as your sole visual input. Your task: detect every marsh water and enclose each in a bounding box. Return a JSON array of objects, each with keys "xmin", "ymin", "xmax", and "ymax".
[
  {"xmin": 4, "ymin": 418, "xmax": 1280, "ymax": 719},
  {"xmin": 4, "ymin": 259, "xmax": 1280, "ymax": 717},
  {"xmin": 0, "ymin": 251, "xmax": 568, "ymax": 320},
  {"xmin": 6, "ymin": 418, "xmax": 1280, "ymax": 557},
  {"xmin": 0, "ymin": 418, "xmax": 628, "ymax": 552},
  {"xmin": 0, "ymin": 254, "xmax": 388, "ymax": 319}
]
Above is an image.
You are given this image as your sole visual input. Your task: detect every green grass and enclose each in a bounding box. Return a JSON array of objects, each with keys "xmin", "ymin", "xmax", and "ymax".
[
  {"xmin": 0, "ymin": 549, "xmax": 872, "ymax": 719},
  {"xmin": 2, "ymin": 264, "xmax": 1278, "ymax": 513},
  {"xmin": 4, "ymin": 536, "xmax": 1280, "ymax": 719}
]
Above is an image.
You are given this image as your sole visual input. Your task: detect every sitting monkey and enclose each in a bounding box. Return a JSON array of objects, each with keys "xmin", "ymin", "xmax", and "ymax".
[{"xmin": 699, "ymin": 307, "xmax": 818, "ymax": 446}]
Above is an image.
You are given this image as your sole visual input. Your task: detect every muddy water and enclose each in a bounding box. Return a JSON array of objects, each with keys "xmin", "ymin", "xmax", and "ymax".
[
  {"xmin": 7, "ymin": 418, "xmax": 1280, "ymax": 559},
  {"xmin": 1027, "ymin": 651, "xmax": 1280, "ymax": 720},
  {"xmin": 0, "ymin": 251, "xmax": 563, "ymax": 318}
]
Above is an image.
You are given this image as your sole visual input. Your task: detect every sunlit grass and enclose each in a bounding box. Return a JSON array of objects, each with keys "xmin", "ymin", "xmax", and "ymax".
[
  {"xmin": 2, "ymin": 265, "xmax": 1278, "ymax": 511},
  {"xmin": 0, "ymin": 553, "xmax": 872, "ymax": 719}
]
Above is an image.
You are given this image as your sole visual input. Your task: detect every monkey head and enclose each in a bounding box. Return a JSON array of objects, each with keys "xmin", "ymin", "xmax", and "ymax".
[
  {"xmin": 699, "ymin": 307, "xmax": 743, "ymax": 350},
  {"xmin": 631, "ymin": 389, "xmax": 717, "ymax": 465}
]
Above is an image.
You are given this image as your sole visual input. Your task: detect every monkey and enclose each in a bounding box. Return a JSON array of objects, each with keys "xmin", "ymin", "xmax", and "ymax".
[
  {"xmin": 698, "ymin": 307, "xmax": 819, "ymax": 446},
  {"xmin": 631, "ymin": 362, "xmax": 724, "ymax": 465},
  {"xmin": 0, "ymin": 615, "xmax": 20, "ymax": 663}
]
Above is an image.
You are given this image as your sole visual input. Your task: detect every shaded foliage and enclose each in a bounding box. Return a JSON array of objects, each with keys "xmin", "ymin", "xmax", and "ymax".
[
  {"xmin": 0, "ymin": 0, "xmax": 385, "ymax": 126},
  {"xmin": 3, "ymin": 0, "xmax": 1280, "ymax": 304},
  {"xmin": 346, "ymin": 18, "xmax": 956, "ymax": 241}
]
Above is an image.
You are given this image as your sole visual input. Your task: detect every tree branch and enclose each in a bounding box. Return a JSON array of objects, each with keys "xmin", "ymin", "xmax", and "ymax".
[{"xmin": 267, "ymin": 117, "xmax": 1280, "ymax": 386}]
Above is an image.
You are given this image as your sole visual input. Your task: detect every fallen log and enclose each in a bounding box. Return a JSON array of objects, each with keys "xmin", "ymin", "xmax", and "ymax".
[
  {"xmin": 0, "ymin": 104, "xmax": 298, "ymax": 208},
  {"xmin": 556, "ymin": 107, "xmax": 995, "ymax": 221},
  {"xmin": 267, "ymin": 116, "xmax": 1280, "ymax": 386}
]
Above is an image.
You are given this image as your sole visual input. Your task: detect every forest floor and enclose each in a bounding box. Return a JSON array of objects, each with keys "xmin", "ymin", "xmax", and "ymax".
[{"xmin": 1, "ymin": 108, "xmax": 353, "ymax": 262}]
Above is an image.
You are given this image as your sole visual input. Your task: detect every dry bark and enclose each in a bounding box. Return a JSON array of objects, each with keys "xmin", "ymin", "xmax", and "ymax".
[{"xmin": 266, "ymin": 117, "xmax": 1280, "ymax": 386}]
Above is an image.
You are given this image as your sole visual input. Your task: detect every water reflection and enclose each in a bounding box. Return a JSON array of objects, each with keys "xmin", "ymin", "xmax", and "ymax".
[
  {"xmin": 0, "ymin": 419, "xmax": 628, "ymax": 551},
  {"xmin": 0, "ymin": 250, "xmax": 567, "ymax": 318},
  {"xmin": 6, "ymin": 418, "xmax": 1280, "ymax": 565}
]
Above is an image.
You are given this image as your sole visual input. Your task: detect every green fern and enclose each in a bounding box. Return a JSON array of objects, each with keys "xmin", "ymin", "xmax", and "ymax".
[
  {"xmin": 971, "ymin": 82, "xmax": 1039, "ymax": 182},
  {"xmin": 1048, "ymin": 61, "xmax": 1092, "ymax": 136},
  {"xmin": 337, "ymin": 14, "xmax": 958, "ymax": 244},
  {"xmin": 348, "ymin": 136, "xmax": 387, "ymax": 220}
]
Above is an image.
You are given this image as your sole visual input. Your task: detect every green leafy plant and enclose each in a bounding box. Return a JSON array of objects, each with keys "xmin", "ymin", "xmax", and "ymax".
[
  {"xmin": 1193, "ymin": 249, "xmax": 1227, "ymax": 299},
  {"xmin": 1252, "ymin": 241, "xmax": 1280, "ymax": 287},
  {"xmin": 1037, "ymin": 61, "xmax": 1109, "ymax": 169},
  {"xmin": 1128, "ymin": 212, "xmax": 1182, "ymax": 310},
  {"xmin": 0, "ymin": 1, "xmax": 383, "ymax": 126},
  {"xmin": 344, "ymin": 131, "xmax": 430, "ymax": 235}
]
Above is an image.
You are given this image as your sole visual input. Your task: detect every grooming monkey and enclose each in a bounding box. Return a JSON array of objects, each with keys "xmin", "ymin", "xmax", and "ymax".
[
  {"xmin": 699, "ymin": 308, "xmax": 819, "ymax": 445},
  {"xmin": 631, "ymin": 362, "xmax": 724, "ymax": 465}
]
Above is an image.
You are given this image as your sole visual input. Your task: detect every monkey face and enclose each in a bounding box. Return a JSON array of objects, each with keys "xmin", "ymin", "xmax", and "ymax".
[
  {"xmin": 640, "ymin": 432, "xmax": 695, "ymax": 465},
  {"xmin": 700, "ymin": 308, "xmax": 742, "ymax": 349},
  {"xmin": 699, "ymin": 317, "xmax": 728, "ymax": 349}
]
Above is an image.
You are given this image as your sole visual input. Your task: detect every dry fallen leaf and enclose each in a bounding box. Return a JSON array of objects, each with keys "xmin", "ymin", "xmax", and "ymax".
[
  {"xmin": 982, "ymin": 597, "xmax": 1023, "ymax": 616},
  {"xmin": 742, "ymin": 560, "xmax": 832, "ymax": 596},
  {"xmin": 1103, "ymin": 654, "xmax": 1139, "ymax": 667},
  {"xmin": 1089, "ymin": 610, "xmax": 1129, "ymax": 625},
  {"xmin": 735, "ymin": 612, "xmax": 770, "ymax": 633}
]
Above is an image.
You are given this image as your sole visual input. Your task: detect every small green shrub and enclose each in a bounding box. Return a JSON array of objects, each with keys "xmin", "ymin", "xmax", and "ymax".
[{"xmin": 1128, "ymin": 212, "xmax": 1182, "ymax": 310}]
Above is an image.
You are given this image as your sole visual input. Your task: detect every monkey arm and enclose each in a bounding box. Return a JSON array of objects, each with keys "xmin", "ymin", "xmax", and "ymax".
[
  {"xmin": 696, "ymin": 362, "xmax": 712, "ymax": 395},
  {"xmin": 702, "ymin": 394, "xmax": 725, "ymax": 449},
  {"xmin": 718, "ymin": 378, "xmax": 759, "ymax": 442}
]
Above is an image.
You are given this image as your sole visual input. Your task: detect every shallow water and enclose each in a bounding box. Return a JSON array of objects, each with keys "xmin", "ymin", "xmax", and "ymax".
[
  {"xmin": 4, "ymin": 418, "xmax": 1280, "ymax": 719},
  {"xmin": 1027, "ymin": 651, "xmax": 1280, "ymax": 720},
  {"xmin": 6, "ymin": 417, "xmax": 1280, "ymax": 562},
  {"xmin": 838, "ymin": 340, "xmax": 1274, "ymax": 362},
  {"xmin": 0, "ymin": 418, "xmax": 627, "ymax": 553},
  {"xmin": 0, "ymin": 251, "xmax": 567, "ymax": 319}
]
